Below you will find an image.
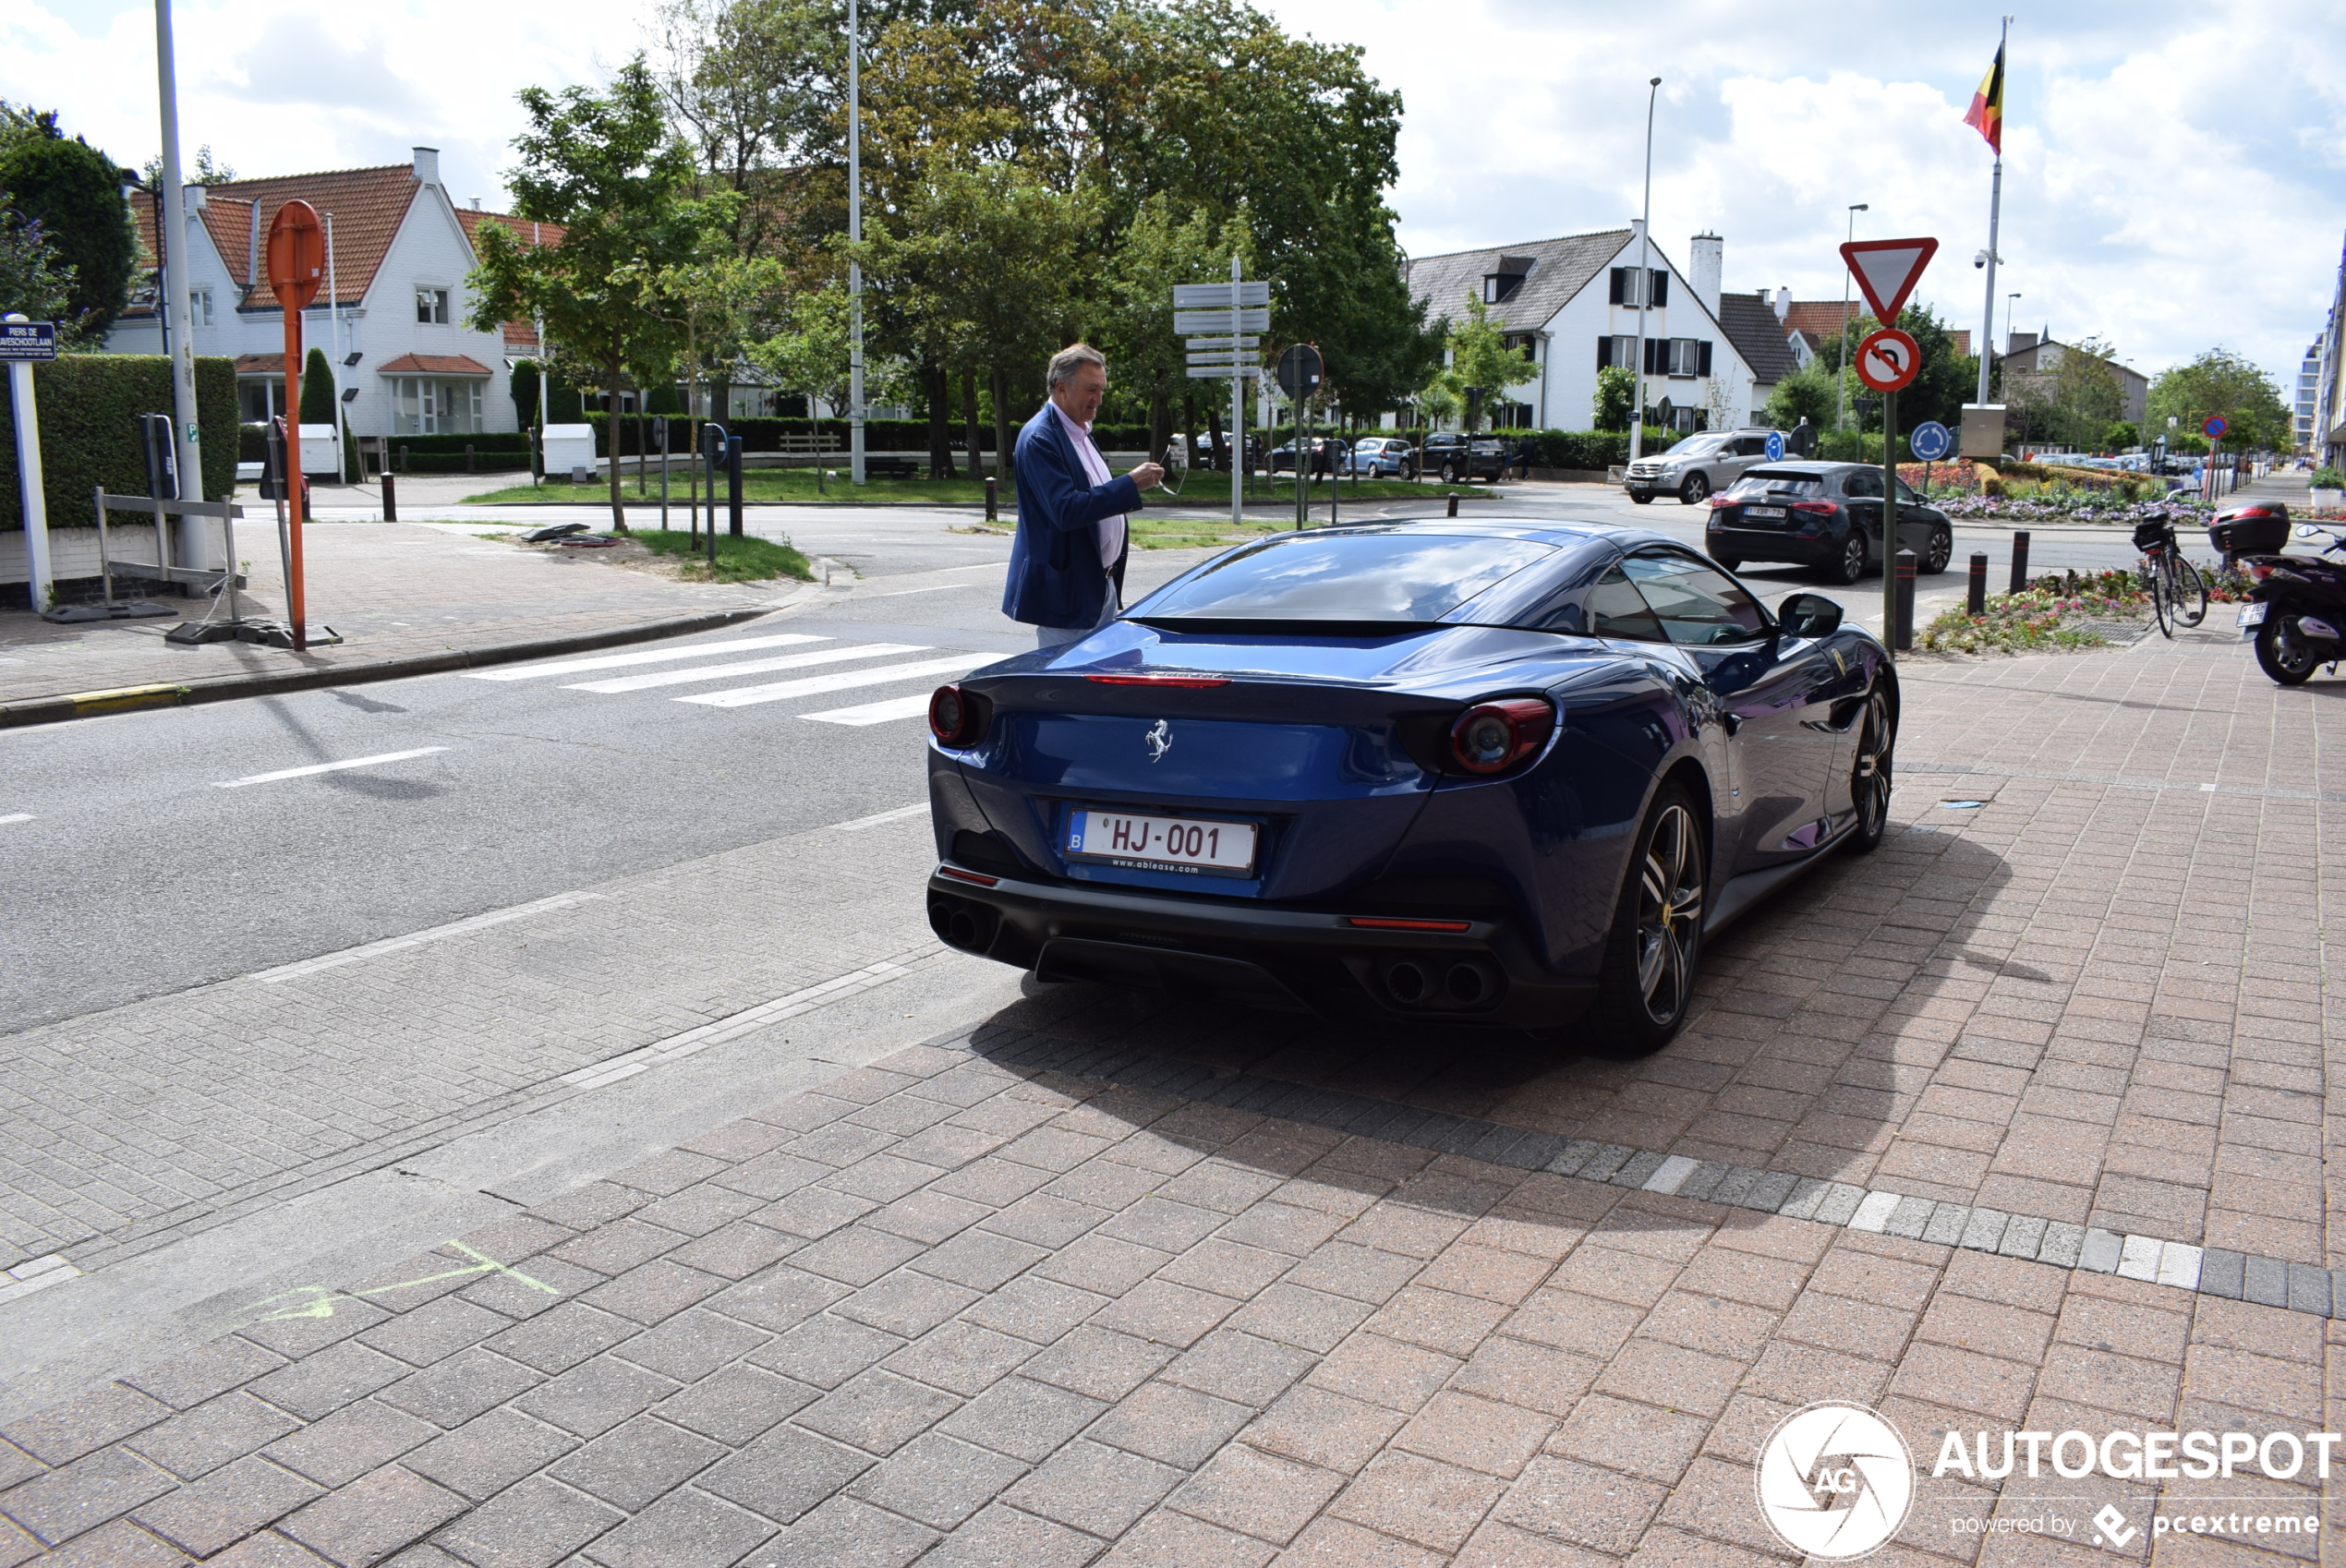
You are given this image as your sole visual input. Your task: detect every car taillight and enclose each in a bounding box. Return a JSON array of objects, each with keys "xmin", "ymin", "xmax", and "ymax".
[
  {"xmin": 1791, "ymin": 501, "xmax": 1836, "ymax": 515},
  {"xmin": 1447, "ymin": 698, "xmax": 1555, "ymax": 776},
  {"xmin": 928, "ymin": 683, "xmax": 989, "ymax": 746},
  {"xmin": 1083, "ymin": 674, "xmax": 1230, "ymax": 687},
  {"xmin": 1709, "ymin": 494, "xmax": 1734, "ymax": 508}
]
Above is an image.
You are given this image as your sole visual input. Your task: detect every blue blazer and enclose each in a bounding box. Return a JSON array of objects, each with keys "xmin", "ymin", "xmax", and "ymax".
[{"xmin": 1003, "ymin": 403, "xmax": 1139, "ymax": 630}]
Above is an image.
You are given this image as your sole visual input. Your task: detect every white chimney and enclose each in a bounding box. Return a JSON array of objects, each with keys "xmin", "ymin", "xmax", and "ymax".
[
  {"xmin": 1773, "ymin": 287, "xmax": 1790, "ymax": 322},
  {"xmin": 412, "ymin": 147, "xmax": 440, "ymax": 186},
  {"xmin": 1687, "ymin": 233, "xmax": 1723, "ymax": 320},
  {"xmin": 183, "ymin": 184, "xmax": 207, "ymax": 215}
]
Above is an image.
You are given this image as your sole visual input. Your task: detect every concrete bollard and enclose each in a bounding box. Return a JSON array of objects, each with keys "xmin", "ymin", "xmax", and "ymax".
[
  {"xmin": 381, "ymin": 472, "xmax": 397, "ymax": 523},
  {"xmin": 1446, "ymin": 493, "xmax": 1459, "ymax": 517},
  {"xmin": 2009, "ymin": 530, "xmax": 2030, "ymax": 595},
  {"xmin": 1895, "ymin": 549, "xmax": 1917, "ymax": 651},
  {"xmin": 1968, "ymin": 552, "xmax": 1988, "ymax": 615}
]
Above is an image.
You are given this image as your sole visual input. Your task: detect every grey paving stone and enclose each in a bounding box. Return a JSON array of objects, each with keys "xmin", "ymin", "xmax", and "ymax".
[
  {"xmin": 2288, "ymin": 1263, "xmax": 2332, "ymax": 1317},
  {"xmin": 1741, "ymin": 1171, "xmax": 1797, "ymax": 1212},
  {"xmin": 1544, "ymin": 1140, "xmax": 1601, "ymax": 1177},
  {"xmin": 1775, "ymin": 1178, "xmax": 1829, "ymax": 1222},
  {"xmin": 2037, "ymin": 1222, "xmax": 2086, "ymax": 1269},
  {"xmin": 1707, "ymin": 1167, "xmax": 1760, "ymax": 1208},
  {"xmin": 1962, "ymin": 1209, "xmax": 2012, "ymax": 1255},
  {"xmin": 1673, "ymin": 1162, "xmax": 1727, "ymax": 1202},
  {"xmin": 2243, "ymin": 1256, "xmax": 2290, "ymax": 1309},
  {"xmin": 1813, "ymin": 1184, "xmax": 1867, "ymax": 1226},
  {"xmin": 2332, "ymin": 1270, "xmax": 2346, "ymax": 1319},
  {"xmin": 1885, "ymin": 1196, "xmax": 1936, "ymax": 1240},
  {"xmin": 2196, "ymin": 1249, "xmax": 2246, "ymax": 1299},
  {"xmin": 696, "ymin": 1425, "xmax": 877, "ymax": 1525},
  {"xmin": 1999, "ymin": 1215, "xmax": 2048, "ymax": 1261},
  {"xmin": 2077, "ymin": 1229, "xmax": 2124, "ymax": 1273},
  {"xmin": 1577, "ymin": 1145, "xmax": 1635, "ymax": 1184},
  {"xmin": 1921, "ymin": 1205, "xmax": 1972, "ymax": 1248},
  {"xmin": 1610, "ymin": 1151, "xmax": 1667, "ymax": 1189}
]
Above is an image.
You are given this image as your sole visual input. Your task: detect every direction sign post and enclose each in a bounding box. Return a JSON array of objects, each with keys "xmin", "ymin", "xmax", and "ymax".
[
  {"xmin": 4, "ymin": 315, "xmax": 57, "ymax": 609},
  {"xmin": 1174, "ymin": 261, "xmax": 1271, "ymax": 532},
  {"xmin": 1841, "ymin": 237, "xmax": 1937, "ymax": 660}
]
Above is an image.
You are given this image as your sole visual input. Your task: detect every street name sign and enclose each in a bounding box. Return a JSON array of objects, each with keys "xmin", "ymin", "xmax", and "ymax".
[
  {"xmin": 1838, "ymin": 237, "xmax": 1940, "ymax": 326},
  {"xmin": 1855, "ymin": 328, "xmax": 1921, "ymax": 392},
  {"xmin": 1174, "ymin": 282, "xmax": 1269, "ymax": 308},
  {"xmin": 1175, "ymin": 308, "xmax": 1271, "ymax": 335},
  {"xmin": 0, "ymin": 320, "xmax": 57, "ymax": 361}
]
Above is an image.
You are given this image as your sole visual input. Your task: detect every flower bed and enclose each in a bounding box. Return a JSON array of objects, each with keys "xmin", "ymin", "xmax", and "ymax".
[{"xmin": 1919, "ymin": 563, "xmax": 2251, "ymax": 654}]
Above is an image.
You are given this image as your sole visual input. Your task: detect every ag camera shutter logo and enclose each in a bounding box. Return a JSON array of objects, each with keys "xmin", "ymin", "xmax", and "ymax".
[{"xmin": 1755, "ymin": 1402, "xmax": 1915, "ymax": 1559}]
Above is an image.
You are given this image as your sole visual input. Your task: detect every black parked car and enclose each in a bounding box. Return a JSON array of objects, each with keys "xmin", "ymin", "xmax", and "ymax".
[
  {"xmin": 1703, "ymin": 463, "xmax": 1955, "ymax": 584},
  {"xmin": 1267, "ymin": 435, "xmax": 1355, "ymax": 477},
  {"xmin": 1420, "ymin": 432, "xmax": 1506, "ymax": 482}
]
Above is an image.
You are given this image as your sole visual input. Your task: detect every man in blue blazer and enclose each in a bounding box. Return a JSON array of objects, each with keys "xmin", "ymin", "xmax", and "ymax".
[{"xmin": 1004, "ymin": 344, "xmax": 1164, "ymax": 648}]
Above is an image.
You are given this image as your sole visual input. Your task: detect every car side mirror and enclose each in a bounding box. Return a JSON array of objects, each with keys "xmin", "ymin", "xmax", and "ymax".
[{"xmin": 1778, "ymin": 593, "xmax": 1843, "ymax": 638}]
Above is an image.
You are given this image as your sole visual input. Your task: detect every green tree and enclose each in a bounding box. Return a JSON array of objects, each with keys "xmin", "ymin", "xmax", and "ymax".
[
  {"xmin": 651, "ymin": 0, "xmax": 838, "ymax": 256},
  {"xmin": 0, "ymin": 115, "xmax": 138, "ymax": 337},
  {"xmin": 1763, "ymin": 356, "xmax": 1835, "ymax": 432},
  {"xmin": 1421, "ymin": 295, "xmax": 1532, "ymax": 432},
  {"xmin": 1089, "ymin": 195, "xmax": 1252, "ymax": 460},
  {"xmin": 0, "ymin": 199, "xmax": 76, "ymax": 334},
  {"xmin": 2147, "ymin": 348, "xmax": 2292, "ymax": 452},
  {"xmin": 1827, "ymin": 303, "xmax": 1977, "ymax": 433},
  {"xmin": 1594, "ymin": 365, "xmax": 1637, "ymax": 431},
  {"xmin": 298, "ymin": 346, "xmax": 338, "ymax": 425},
  {"xmin": 468, "ymin": 58, "xmax": 699, "ymax": 531}
]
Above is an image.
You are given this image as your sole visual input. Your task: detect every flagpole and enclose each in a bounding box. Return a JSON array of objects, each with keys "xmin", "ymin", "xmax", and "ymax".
[{"xmin": 1975, "ymin": 16, "xmax": 2009, "ymax": 405}]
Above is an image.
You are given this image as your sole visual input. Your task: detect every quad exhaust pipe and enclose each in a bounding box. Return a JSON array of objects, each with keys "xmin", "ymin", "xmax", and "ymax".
[
  {"xmin": 1377, "ymin": 956, "xmax": 1502, "ymax": 1012},
  {"xmin": 928, "ymin": 894, "xmax": 999, "ymax": 956}
]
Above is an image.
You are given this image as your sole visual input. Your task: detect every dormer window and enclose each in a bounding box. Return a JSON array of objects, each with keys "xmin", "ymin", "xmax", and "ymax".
[
  {"xmin": 1482, "ymin": 255, "xmax": 1534, "ymax": 306},
  {"xmin": 417, "ymin": 287, "xmax": 450, "ymax": 324}
]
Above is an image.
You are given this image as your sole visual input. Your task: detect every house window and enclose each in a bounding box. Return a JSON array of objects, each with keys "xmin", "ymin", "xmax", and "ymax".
[
  {"xmin": 238, "ymin": 378, "xmax": 284, "ymax": 423},
  {"xmin": 1598, "ymin": 334, "xmax": 1639, "ymax": 369},
  {"xmin": 1665, "ymin": 339, "xmax": 1714, "ymax": 378},
  {"xmin": 1608, "ymin": 267, "xmax": 1669, "ymax": 308},
  {"xmin": 389, "ymin": 377, "xmax": 484, "ymax": 434},
  {"xmin": 187, "ymin": 287, "xmax": 213, "ymax": 327},
  {"xmin": 417, "ymin": 287, "xmax": 450, "ymax": 325},
  {"xmin": 1484, "ymin": 273, "xmax": 1524, "ymax": 305},
  {"xmin": 1503, "ymin": 333, "xmax": 1538, "ymax": 363}
]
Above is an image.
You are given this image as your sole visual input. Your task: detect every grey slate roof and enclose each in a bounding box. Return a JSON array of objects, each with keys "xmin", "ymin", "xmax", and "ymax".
[
  {"xmin": 1717, "ymin": 291, "xmax": 1801, "ymax": 386},
  {"xmin": 1404, "ymin": 229, "xmax": 1634, "ymax": 333}
]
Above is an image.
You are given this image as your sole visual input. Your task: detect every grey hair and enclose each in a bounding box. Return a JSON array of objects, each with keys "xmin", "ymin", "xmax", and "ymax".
[{"xmin": 1046, "ymin": 343, "xmax": 1106, "ymax": 390}]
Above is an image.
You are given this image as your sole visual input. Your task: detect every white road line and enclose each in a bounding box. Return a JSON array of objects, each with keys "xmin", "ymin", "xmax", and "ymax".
[
  {"xmin": 831, "ymin": 802, "xmax": 928, "ymax": 831},
  {"xmin": 251, "ymin": 891, "xmax": 607, "ymax": 982},
  {"xmin": 870, "ymin": 582, "xmax": 982, "ymax": 597},
  {"xmin": 678, "ymin": 653, "xmax": 986, "ymax": 709},
  {"xmin": 215, "ymin": 747, "xmax": 450, "ymax": 789},
  {"xmin": 567, "ymin": 643, "xmax": 929, "ymax": 694},
  {"xmin": 0, "ymin": 814, "xmax": 30, "ymax": 826},
  {"xmin": 461, "ymin": 633, "xmax": 828, "ymax": 680},
  {"xmin": 802, "ymin": 693, "xmax": 937, "ymax": 727}
]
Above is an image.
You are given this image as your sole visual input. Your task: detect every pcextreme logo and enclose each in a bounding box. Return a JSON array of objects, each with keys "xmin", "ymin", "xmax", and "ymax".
[{"xmin": 1755, "ymin": 1402, "xmax": 1916, "ymax": 1560}]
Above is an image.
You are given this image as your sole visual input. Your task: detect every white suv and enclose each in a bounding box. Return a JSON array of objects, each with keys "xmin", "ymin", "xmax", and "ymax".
[{"xmin": 1623, "ymin": 428, "xmax": 1781, "ymax": 505}]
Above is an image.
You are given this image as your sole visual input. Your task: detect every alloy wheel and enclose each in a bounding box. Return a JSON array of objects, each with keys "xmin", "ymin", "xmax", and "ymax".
[
  {"xmin": 1853, "ymin": 692, "xmax": 1893, "ymax": 839},
  {"xmin": 1634, "ymin": 803, "xmax": 1704, "ymax": 1026}
]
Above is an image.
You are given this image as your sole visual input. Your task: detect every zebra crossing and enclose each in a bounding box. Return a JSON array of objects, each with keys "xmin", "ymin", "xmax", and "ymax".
[{"xmin": 461, "ymin": 632, "xmax": 994, "ymax": 724}]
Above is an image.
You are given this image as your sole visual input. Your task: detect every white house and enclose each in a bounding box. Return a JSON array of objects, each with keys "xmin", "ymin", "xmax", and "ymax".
[
  {"xmin": 108, "ymin": 148, "xmax": 556, "ymax": 443},
  {"xmin": 1401, "ymin": 224, "xmax": 1771, "ymax": 433}
]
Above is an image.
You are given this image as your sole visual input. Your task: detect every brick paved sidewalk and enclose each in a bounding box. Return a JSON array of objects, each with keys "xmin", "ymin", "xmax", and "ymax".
[
  {"xmin": 1, "ymin": 631, "xmax": 2336, "ymax": 1564},
  {"xmin": 0, "ymin": 522, "xmax": 785, "ymax": 707}
]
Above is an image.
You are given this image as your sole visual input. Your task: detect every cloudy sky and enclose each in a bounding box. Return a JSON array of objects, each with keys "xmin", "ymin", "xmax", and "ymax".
[{"xmin": 6, "ymin": 0, "xmax": 2341, "ymax": 390}]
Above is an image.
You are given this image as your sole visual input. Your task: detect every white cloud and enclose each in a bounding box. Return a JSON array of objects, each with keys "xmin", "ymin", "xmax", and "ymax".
[{"xmin": 7, "ymin": 0, "xmax": 2342, "ymax": 390}]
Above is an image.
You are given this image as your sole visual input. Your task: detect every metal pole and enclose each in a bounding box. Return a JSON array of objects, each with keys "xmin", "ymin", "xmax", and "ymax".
[
  {"xmin": 6, "ymin": 317, "xmax": 52, "ymax": 610},
  {"xmin": 1880, "ymin": 386, "xmax": 1897, "ymax": 657},
  {"xmin": 847, "ymin": 0, "xmax": 865, "ymax": 486},
  {"xmin": 153, "ymin": 0, "xmax": 205, "ymax": 522},
  {"xmin": 283, "ymin": 314, "xmax": 307, "ymax": 651},
  {"xmin": 1230, "ymin": 254, "xmax": 1243, "ymax": 532},
  {"xmin": 1838, "ymin": 204, "xmax": 1868, "ymax": 431},
  {"xmin": 659, "ymin": 416, "xmax": 670, "ymax": 531},
  {"xmin": 1976, "ymin": 16, "xmax": 2011, "ymax": 406},
  {"xmin": 1628, "ymin": 76, "xmax": 1660, "ymax": 465},
  {"xmin": 326, "ymin": 212, "xmax": 346, "ymax": 484},
  {"xmin": 727, "ymin": 434, "xmax": 744, "ymax": 538}
]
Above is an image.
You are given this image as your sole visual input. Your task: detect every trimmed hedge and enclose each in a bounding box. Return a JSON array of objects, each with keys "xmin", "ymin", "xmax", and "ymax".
[
  {"xmin": 1, "ymin": 355, "xmax": 238, "ymax": 529},
  {"xmin": 576, "ymin": 412, "xmax": 1157, "ymax": 457}
]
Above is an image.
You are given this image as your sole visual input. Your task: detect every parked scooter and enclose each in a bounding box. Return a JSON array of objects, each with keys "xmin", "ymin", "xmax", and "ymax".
[{"xmin": 2214, "ymin": 501, "xmax": 2346, "ymax": 685}]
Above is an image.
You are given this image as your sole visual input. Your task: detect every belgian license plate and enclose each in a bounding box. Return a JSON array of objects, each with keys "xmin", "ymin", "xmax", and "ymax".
[
  {"xmin": 1067, "ymin": 809, "xmax": 1259, "ymax": 876},
  {"xmin": 2238, "ymin": 602, "xmax": 2267, "ymax": 637},
  {"xmin": 1746, "ymin": 505, "xmax": 1785, "ymax": 519}
]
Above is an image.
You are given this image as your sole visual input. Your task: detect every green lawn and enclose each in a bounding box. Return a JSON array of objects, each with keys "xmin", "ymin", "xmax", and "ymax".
[
  {"xmin": 460, "ymin": 470, "xmax": 1487, "ymax": 509},
  {"xmin": 625, "ymin": 528, "xmax": 816, "ymax": 585}
]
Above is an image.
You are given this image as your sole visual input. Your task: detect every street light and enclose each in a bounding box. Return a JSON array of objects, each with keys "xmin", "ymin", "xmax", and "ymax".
[
  {"xmin": 1627, "ymin": 76, "xmax": 1661, "ymax": 464},
  {"xmin": 2003, "ymin": 292, "xmax": 2021, "ymax": 356},
  {"xmin": 1835, "ymin": 202, "xmax": 1868, "ymax": 432}
]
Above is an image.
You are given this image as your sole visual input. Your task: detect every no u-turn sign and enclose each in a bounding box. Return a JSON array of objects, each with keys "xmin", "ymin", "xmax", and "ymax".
[{"xmin": 1855, "ymin": 328, "xmax": 1921, "ymax": 392}]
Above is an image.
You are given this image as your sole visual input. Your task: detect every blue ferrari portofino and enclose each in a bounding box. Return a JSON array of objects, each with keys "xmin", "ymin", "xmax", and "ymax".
[{"xmin": 925, "ymin": 520, "xmax": 1897, "ymax": 1055}]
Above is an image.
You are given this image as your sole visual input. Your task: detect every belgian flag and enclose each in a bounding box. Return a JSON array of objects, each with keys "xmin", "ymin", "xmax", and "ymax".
[{"xmin": 1964, "ymin": 42, "xmax": 2005, "ymax": 153}]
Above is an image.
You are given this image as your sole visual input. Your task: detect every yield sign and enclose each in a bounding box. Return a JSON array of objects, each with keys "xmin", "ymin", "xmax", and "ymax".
[{"xmin": 1839, "ymin": 236, "xmax": 1939, "ymax": 325}]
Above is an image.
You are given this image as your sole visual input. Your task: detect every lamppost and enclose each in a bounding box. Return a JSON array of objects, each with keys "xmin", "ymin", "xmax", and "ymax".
[
  {"xmin": 846, "ymin": 0, "xmax": 865, "ymax": 485},
  {"xmin": 1627, "ymin": 76, "xmax": 1661, "ymax": 464},
  {"xmin": 2003, "ymin": 293, "xmax": 2021, "ymax": 359},
  {"xmin": 1834, "ymin": 202, "xmax": 1868, "ymax": 431}
]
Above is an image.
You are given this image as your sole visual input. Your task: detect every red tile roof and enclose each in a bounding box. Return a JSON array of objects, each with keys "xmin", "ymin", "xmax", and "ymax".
[
  {"xmin": 379, "ymin": 353, "xmax": 494, "ymax": 375},
  {"xmin": 233, "ymin": 354, "xmax": 285, "ymax": 375},
  {"xmin": 1779, "ymin": 300, "xmax": 1967, "ymax": 358}
]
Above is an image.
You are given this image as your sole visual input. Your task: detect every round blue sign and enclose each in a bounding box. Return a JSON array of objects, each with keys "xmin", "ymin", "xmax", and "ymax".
[
  {"xmin": 1764, "ymin": 431, "xmax": 1785, "ymax": 462},
  {"xmin": 1907, "ymin": 420, "xmax": 1953, "ymax": 462}
]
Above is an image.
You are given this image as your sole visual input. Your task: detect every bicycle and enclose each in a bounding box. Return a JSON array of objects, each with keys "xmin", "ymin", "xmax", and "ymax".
[{"xmin": 2134, "ymin": 512, "xmax": 2208, "ymax": 637}]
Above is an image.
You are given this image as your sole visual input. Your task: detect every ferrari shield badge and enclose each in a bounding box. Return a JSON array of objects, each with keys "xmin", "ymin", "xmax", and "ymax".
[{"xmin": 1144, "ymin": 719, "xmax": 1173, "ymax": 763}]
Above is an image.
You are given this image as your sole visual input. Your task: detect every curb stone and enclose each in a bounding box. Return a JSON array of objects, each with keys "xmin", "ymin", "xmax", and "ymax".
[{"xmin": 0, "ymin": 606, "xmax": 773, "ymax": 730}]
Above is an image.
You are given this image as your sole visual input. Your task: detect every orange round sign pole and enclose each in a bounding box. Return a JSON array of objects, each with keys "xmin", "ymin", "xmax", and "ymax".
[{"xmin": 266, "ymin": 200, "xmax": 324, "ymax": 651}]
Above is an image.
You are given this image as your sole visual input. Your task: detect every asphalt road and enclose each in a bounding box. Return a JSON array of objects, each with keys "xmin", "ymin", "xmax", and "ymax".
[{"xmin": 4, "ymin": 490, "xmax": 2169, "ymax": 1031}]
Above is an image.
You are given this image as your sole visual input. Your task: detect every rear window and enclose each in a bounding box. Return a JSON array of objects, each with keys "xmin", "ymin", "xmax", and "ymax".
[
  {"xmin": 1133, "ymin": 531, "xmax": 1557, "ymax": 624},
  {"xmin": 1723, "ymin": 470, "xmax": 1825, "ymax": 501}
]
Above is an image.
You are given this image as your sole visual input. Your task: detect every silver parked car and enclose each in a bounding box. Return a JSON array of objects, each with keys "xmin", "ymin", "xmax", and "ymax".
[
  {"xmin": 1351, "ymin": 437, "xmax": 1418, "ymax": 478},
  {"xmin": 1623, "ymin": 428, "xmax": 1783, "ymax": 505}
]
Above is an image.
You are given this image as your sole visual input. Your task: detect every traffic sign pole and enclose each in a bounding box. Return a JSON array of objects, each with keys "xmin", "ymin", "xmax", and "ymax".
[
  {"xmin": 267, "ymin": 201, "xmax": 325, "ymax": 652},
  {"xmin": 1882, "ymin": 386, "xmax": 1898, "ymax": 657},
  {"xmin": 5, "ymin": 316, "xmax": 55, "ymax": 610}
]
